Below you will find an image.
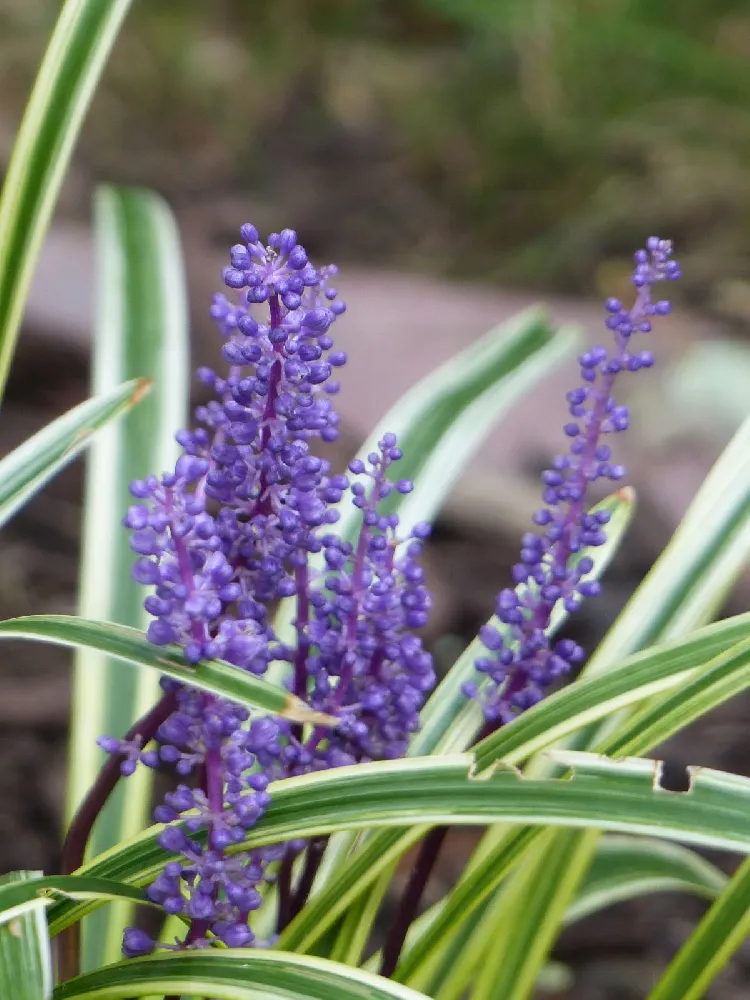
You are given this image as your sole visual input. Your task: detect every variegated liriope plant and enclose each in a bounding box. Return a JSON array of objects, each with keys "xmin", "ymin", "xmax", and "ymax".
[{"xmin": 2, "ymin": 5, "xmax": 750, "ymax": 1000}]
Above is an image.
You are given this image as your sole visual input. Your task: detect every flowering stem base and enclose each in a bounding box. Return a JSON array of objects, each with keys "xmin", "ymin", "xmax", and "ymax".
[
  {"xmin": 380, "ymin": 825, "xmax": 448, "ymax": 977},
  {"xmin": 289, "ymin": 836, "xmax": 328, "ymax": 922},
  {"xmin": 59, "ymin": 690, "xmax": 177, "ymax": 979}
]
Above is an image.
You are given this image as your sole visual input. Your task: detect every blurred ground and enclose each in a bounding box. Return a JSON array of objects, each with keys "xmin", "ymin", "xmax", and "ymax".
[
  {"xmin": 3, "ymin": 0, "xmax": 750, "ymax": 996},
  {"xmin": 5, "ymin": 1, "xmax": 750, "ymax": 309}
]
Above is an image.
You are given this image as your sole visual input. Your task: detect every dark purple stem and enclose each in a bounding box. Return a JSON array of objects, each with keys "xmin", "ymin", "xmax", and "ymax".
[
  {"xmin": 374, "ymin": 714, "xmax": 497, "ymax": 980},
  {"xmin": 185, "ymin": 919, "xmax": 211, "ymax": 946},
  {"xmin": 380, "ymin": 826, "xmax": 448, "ymax": 977},
  {"xmin": 62, "ymin": 692, "xmax": 177, "ymax": 874},
  {"xmin": 291, "ymin": 564, "xmax": 310, "ymax": 746},
  {"xmin": 289, "ymin": 836, "xmax": 328, "ymax": 920},
  {"xmin": 168, "ymin": 494, "xmax": 207, "ymax": 646},
  {"xmin": 170, "ymin": 498, "xmax": 225, "ymax": 948},
  {"xmin": 205, "ymin": 744, "xmax": 224, "ymax": 816},
  {"xmin": 58, "ymin": 690, "xmax": 177, "ymax": 981},
  {"xmin": 185, "ymin": 709, "xmax": 223, "ymax": 948},
  {"xmin": 253, "ymin": 294, "xmax": 284, "ymax": 519},
  {"xmin": 276, "ymin": 853, "xmax": 295, "ymax": 934}
]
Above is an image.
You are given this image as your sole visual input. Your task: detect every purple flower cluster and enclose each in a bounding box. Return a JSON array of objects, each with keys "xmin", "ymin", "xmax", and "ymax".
[
  {"xmin": 99, "ymin": 226, "xmax": 680, "ymax": 956},
  {"xmin": 101, "ymin": 227, "xmax": 436, "ymax": 954},
  {"xmin": 464, "ymin": 237, "xmax": 681, "ymax": 723},
  {"xmin": 292, "ymin": 437, "xmax": 435, "ymax": 769},
  {"xmin": 124, "ymin": 226, "xmax": 348, "ymax": 670},
  {"xmin": 123, "ymin": 694, "xmax": 279, "ymax": 952}
]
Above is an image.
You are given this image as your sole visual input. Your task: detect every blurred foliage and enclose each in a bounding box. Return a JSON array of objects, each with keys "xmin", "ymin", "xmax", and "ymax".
[{"xmin": 3, "ymin": 0, "xmax": 750, "ymax": 304}]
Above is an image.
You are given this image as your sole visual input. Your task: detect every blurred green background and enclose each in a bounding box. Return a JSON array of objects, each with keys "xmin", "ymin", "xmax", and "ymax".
[{"xmin": 3, "ymin": 0, "xmax": 750, "ymax": 315}]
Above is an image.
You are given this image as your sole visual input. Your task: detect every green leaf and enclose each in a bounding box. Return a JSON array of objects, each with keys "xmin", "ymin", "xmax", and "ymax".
[
  {"xmin": 0, "ymin": 0, "xmax": 132, "ymax": 400},
  {"xmin": 53, "ymin": 950, "xmax": 432, "ymax": 1000},
  {"xmin": 470, "ymin": 829, "xmax": 597, "ymax": 1000},
  {"xmin": 402, "ymin": 833, "xmax": 715, "ymax": 993},
  {"xmin": 392, "ymin": 723, "xmax": 747, "ymax": 989},
  {"xmin": 395, "ymin": 827, "xmax": 539, "ymax": 993},
  {"xmin": 286, "ymin": 572, "xmax": 740, "ymax": 961},
  {"xmin": 66, "ymin": 185, "xmax": 189, "ymax": 969},
  {"xmin": 472, "ymin": 614, "xmax": 750, "ymax": 773},
  {"xmin": 565, "ymin": 835, "xmax": 727, "ymax": 925},
  {"xmin": 408, "ymin": 915, "xmax": 577, "ymax": 1000},
  {"xmin": 600, "ymin": 636, "xmax": 750, "ymax": 758},
  {"xmin": 0, "ymin": 872, "xmax": 52, "ymax": 1000},
  {"xmin": 0, "ymin": 377, "xmax": 150, "ymax": 529},
  {"xmin": 400, "ymin": 624, "xmax": 750, "ymax": 990},
  {"xmin": 586, "ymin": 407, "xmax": 750, "ymax": 683},
  {"xmin": 646, "ymin": 854, "xmax": 750, "ymax": 1000},
  {"xmin": 56, "ymin": 751, "xmax": 750, "ymax": 934},
  {"xmin": 0, "ymin": 616, "xmax": 331, "ymax": 724},
  {"xmin": 0, "ymin": 875, "xmax": 152, "ymax": 937},
  {"xmin": 328, "ymin": 867, "xmax": 392, "ymax": 967},
  {"xmin": 390, "ymin": 894, "xmax": 488, "ymax": 996},
  {"xmin": 466, "ymin": 833, "xmax": 729, "ymax": 1000},
  {"xmin": 278, "ymin": 827, "xmax": 425, "ymax": 956}
]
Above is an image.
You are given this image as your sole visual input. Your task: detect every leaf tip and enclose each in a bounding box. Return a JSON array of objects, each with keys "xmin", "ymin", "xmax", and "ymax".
[
  {"xmin": 283, "ymin": 696, "xmax": 338, "ymax": 728},
  {"xmin": 130, "ymin": 378, "xmax": 154, "ymax": 407},
  {"xmin": 614, "ymin": 485, "xmax": 636, "ymax": 505}
]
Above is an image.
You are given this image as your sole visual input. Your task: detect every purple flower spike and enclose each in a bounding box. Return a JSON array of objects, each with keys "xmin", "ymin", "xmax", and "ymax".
[
  {"xmin": 111, "ymin": 226, "xmax": 435, "ymax": 957},
  {"xmin": 280, "ymin": 436, "xmax": 435, "ymax": 770},
  {"xmin": 123, "ymin": 229, "xmax": 349, "ymax": 670},
  {"xmin": 467, "ymin": 238, "xmax": 680, "ymax": 724}
]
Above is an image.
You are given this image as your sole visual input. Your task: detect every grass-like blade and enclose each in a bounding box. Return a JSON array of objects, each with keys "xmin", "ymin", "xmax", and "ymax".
[
  {"xmin": 565, "ymin": 835, "xmax": 727, "ymax": 925},
  {"xmin": 46, "ymin": 750, "xmax": 750, "ymax": 936},
  {"xmin": 473, "ymin": 827, "xmax": 596, "ymax": 1000},
  {"xmin": 0, "ymin": 875, "xmax": 152, "ymax": 937},
  {"xmin": 54, "ymin": 950, "xmax": 431, "ymax": 1000},
  {"xmin": 0, "ymin": 616, "xmax": 330, "ymax": 724},
  {"xmin": 598, "ymin": 637, "xmax": 750, "ymax": 758},
  {"xmin": 67, "ymin": 185, "xmax": 189, "ymax": 968},
  {"xmin": 0, "ymin": 377, "xmax": 149, "ymax": 529},
  {"xmin": 393, "ymin": 691, "xmax": 750, "ymax": 991},
  {"xmin": 0, "ymin": 872, "xmax": 52, "ymax": 1000},
  {"xmin": 645, "ymin": 854, "xmax": 750, "ymax": 1000},
  {"xmin": 395, "ymin": 826, "xmax": 540, "ymax": 993},
  {"xmin": 279, "ymin": 827, "xmax": 425, "ymax": 955},
  {"xmin": 282, "ymin": 599, "xmax": 749, "ymax": 959},
  {"xmin": 0, "ymin": 0, "xmax": 132, "ymax": 400},
  {"xmin": 376, "ymin": 835, "xmax": 727, "ymax": 996},
  {"xmin": 396, "ymin": 635, "xmax": 750, "ymax": 989}
]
